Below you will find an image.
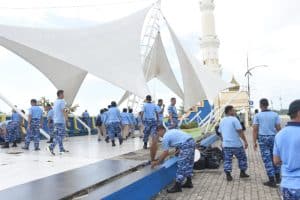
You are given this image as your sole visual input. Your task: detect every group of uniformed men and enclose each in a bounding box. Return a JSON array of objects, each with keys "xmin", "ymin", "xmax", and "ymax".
[
  {"xmin": 1, "ymin": 90, "xmax": 299, "ymax": 199},
  {"xmin": 218, "ymin": 98, "xmax": 300, "ymax": 200},
  {"xmin": 93, "ymin": 95, "xmax": 179, "ymax": 148},
  {"xmin": 0, "ymin": 90, "xmax": 68, "ymax": 155}
]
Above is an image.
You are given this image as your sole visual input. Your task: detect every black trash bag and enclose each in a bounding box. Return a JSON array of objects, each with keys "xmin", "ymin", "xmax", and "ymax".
[{"xmin": 194, "ymin": 147, "xmax": 223, "ymax": 170}]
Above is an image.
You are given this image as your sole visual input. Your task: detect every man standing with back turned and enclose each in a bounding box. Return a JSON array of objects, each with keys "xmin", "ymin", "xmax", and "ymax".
[
  {"xmin": 218, "ymin": 105, "xmax": 250, "ymax": 181},
  {"xmin": 46, "ymin": 90, "xmax": 69, "ymax": 155},
  {"xmin": 273, "ymin": 100, "xmax": 300, "ymax": 200},
  {"xmin": 253, "ymin": 98, "xmax": 281, "ymax": 187}
]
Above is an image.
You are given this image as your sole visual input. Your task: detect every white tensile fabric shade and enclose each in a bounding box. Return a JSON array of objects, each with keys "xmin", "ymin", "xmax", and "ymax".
[
  {"xmin": 118, "ymin": 32, "xmax": 183, "ymax": 106},
  {"xmin": 144, "ymin": 32, "xmax": 183, "ymax": 98},
  {"xmin": 167, "ymin": 23, "xmax": 230, "ymax": 110},
  {"xmin": 0, "ymin": 6, "xmax": 152, "ymax": 104},
  {"xmin": 118, "ymin": 91, "xmax": 131, "ymax": 106},
  {"xmin": 0, "ymin": 37, "xmax": 87, "ymax": 104}
]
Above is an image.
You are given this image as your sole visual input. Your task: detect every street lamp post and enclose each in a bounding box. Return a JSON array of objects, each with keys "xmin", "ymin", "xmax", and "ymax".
[{"xmin": 244, "ymin": 56, "xmax": 268, "ymax": 121}]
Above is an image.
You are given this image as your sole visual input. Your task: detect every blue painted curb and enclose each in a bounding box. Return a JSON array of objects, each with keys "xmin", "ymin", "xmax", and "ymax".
[{"xmin": 103, "ymin": 157, "xmax": 178, "ymax": 200}]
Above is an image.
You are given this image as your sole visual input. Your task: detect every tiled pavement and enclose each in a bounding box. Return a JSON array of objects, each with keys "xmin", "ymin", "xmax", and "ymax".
[{"xmin": 155, "ymin": 130, "xmax": 281, "ymax": 200}]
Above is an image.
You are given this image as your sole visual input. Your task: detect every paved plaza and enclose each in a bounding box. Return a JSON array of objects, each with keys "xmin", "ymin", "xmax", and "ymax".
[{"xmin": 155, "ymin": 129, "xmax": 281, "ymax": 200}]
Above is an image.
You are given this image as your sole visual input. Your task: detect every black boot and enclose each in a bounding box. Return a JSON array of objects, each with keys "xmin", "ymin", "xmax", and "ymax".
[
  {"xmin": 22, "ymin": 146, "xmax": 29, "ymax": 150},
  {"xmin": 47, "ymin": 138, "xmax": 53, "ymax": 143},
  {"xmin": 167, "ymin": 182, "xmax": 182, "ymax": 193},
  {"xmin": 226, "ymin": 172, "xmax": 233, "ymax": 181},
  {"xmin": 12, "ymin": 141, "xmax": 17, "ymax": 147},
  {"xmin": 263, "ymin": 176, "xmax": 277, "ymax": 188},
  {"xmin": 143, "ymin": 142, "xmax": 147, "ymax": 149},
  {"xmin": 112, "ymin": 140, "xmax": 116, "ymax": 147},
  {"xmin": 2, "ymin": 142, "xmax": 9, "ymax": 148},
  {"xmin": 119, "ymin": 138, "xmax": 123, "ymax": 145},
  {"xmin": 240, "ymin": 170, "xmax": 250, "ymax": 178},
  {"xmin": 182, "ymin": 177, "xmax": 193, "ymax": 188},
  {"xmin": 105, "ymin": 137, "xmax": 109, "ymax": 143},
  {"xmin": 275, "ymin": 173, "xmax": 281, "ymax": 184}
]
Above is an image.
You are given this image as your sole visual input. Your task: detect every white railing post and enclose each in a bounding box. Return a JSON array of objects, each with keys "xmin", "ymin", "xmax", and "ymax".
[{"xmin": 73, "ymin": 115, "xmax": 91, "ymax": 135}]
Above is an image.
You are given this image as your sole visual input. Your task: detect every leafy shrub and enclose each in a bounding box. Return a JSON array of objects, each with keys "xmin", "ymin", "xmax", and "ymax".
[{"xmin": 180, "ymin": 121, "xmax": 198, "ymax": 129}]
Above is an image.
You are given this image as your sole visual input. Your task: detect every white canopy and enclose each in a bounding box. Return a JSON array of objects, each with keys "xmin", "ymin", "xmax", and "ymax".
[
  {"xmin": 144, "ymin": 32, "xmax": 183, "ymax": 98},
  {"xmin": 118, "ymin": 32, "xmax": 183, "ymax": 106},
  {"xmin": 0, "ymin": 6, "xmax": 152, "ymax": 104},
  {"xmin": 167, "ymin": 23, "xmax": 230, "ymax": 110},
  {"xmin": 0, "ymin": 37, "xmax": 87, "ymax": 104}
]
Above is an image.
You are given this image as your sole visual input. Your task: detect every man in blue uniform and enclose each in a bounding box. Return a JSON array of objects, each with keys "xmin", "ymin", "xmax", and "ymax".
[
  {"xmin": 11, "ymin": 109, "xmax": 22, "ymax": 143},
  {"xmin": 253, "ymin": 98, "xmax": 281, "ymax": 187},
  {"xmin": 273, "ymin": 100, "xmax": 300, "ymax": 200},
  {"xmin": 46, "ymin": 90, "xmax": 68, "ymax": 155},
  {"xmin": 1, "ymin": 120, "xmax": 14, "ymax": 148},
  {"xmin": 96, "ymin": 109, "xmax": 103, "ymax": 142},
  {"xmin": 128, "ymin": 108, "xmax": 136, "ymax": 138},
  {"xmin": 23, "ymin": 99, "xmax": 43, "ymax": 151},
  {"xmin": 151, "ymin": 125, "xmax": 195, "ymax": 193},
  {"xmin": 120, "ymin": 108, "xmax": 130, "ymax": 139},
  {"xmin": 106, "ymin": 101, "xmax": 122, "ymax": 147},
  {"xmin": 102, "ymin": 108, "xmax": 109, "ymax": 143},
  {"xmin": 0, "ymin": 120, "xmax": 9, "ymax": 142},
  {"xmin": 168, "ymin": 97, "xmax": 178, "ymax": 129},
  {"xmin": 82, "ymin": 110, "xmax": 90, "ymax": 129},
  {"xmin": 45, "ymin": 104, "xmax": 54, "ymax": 143},
  {"xmin": 156, "ymin": 99, "xmax": 165, "ymax": 126},
  {"xmin": 2, "ymin": 109, "xmax": 25, "ymax": 148},
  {"xmin": 218, "ymin": 105, "xmax": 250, "ymax": 181},
  {"xmin": 141, "ymin": 95, "xmax": 159, "ymax": 151}
]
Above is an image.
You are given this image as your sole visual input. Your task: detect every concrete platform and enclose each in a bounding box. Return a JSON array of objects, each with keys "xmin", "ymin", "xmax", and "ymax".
[
  {"xmin": 0, "ymin": 159, "xmax": 145, "ymax": 200},
  {"xmin": 0, "ymin": 134, "xmax": 144, "ymax": 191},
  {"xmin": 155, "ymin": 129, "xmax": 281, "ymax": 200}
]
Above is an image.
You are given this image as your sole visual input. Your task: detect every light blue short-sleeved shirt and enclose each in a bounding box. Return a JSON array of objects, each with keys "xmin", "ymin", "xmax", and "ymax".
[
  {"xmin": 218, "ymin": 116, "xmax": 243, "ymax": 148},
  {"xmin": 120, "ymin": 112, "xmax": 130, "ymax": 125},
  {"xmin": 253, "ymin": 110, "xmax": 280, "ymax": 135},
  {"xmin": 47, "ymin": 109, "xmax": 54, "ymax": 121},
  {"xmin": 53, "ymin": 99, "xmax": 66, "ymax": 124},
  {"xmin": 29, "ymin": 106, "xmax": 43, "ymax": 119},
  {"xmin": 128, "ymin": 113, "xmax": 136, "ymax": 125},
  {"xmin": 168, "ymin": 105, "xmax": 178, "ymax": 119},
  {"xmin": 106, "ymin": 107, "xmax": 121, "ymax": 123},
  {"xmin": 82, "ymin": 111, "xmax": 89, "ymax": 118},
  {"xmin": 142, "ymin": 103, "xmax": 157, "ymax": 120},
  {"xmin": 11, "ymin": 112, "xmax": 21, "ymax": 123},
  {"xmin": 162, "ymin": 129, "xmax": 192, "ymax": 151},
  {"xmin": 101, "ymin": 112, "xmax": 107, "ymax": 125},
  {"xmin": 273, "ymin": 122, "xmax": 300, "ymax": 189},
  {"xmin": 156, "ymin": 105, "xmax": 163, "ymax": 122}
]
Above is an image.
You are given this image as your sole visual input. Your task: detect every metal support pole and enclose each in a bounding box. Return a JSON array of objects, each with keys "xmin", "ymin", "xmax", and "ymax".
[{"xmin": 0, "ymin": 92, "xmax": 50, "ymax": 139}]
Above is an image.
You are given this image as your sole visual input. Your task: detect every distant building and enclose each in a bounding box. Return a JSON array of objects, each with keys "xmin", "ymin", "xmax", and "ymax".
[{"xmin": 214, "ymin": 76, "xmax": 250, "ymax": 127}]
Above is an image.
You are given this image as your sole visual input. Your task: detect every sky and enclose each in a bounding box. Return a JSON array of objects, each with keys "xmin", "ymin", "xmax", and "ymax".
[{"xmin": 0, "ymin": 0, "xmax": 299, "ymax": 115}]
